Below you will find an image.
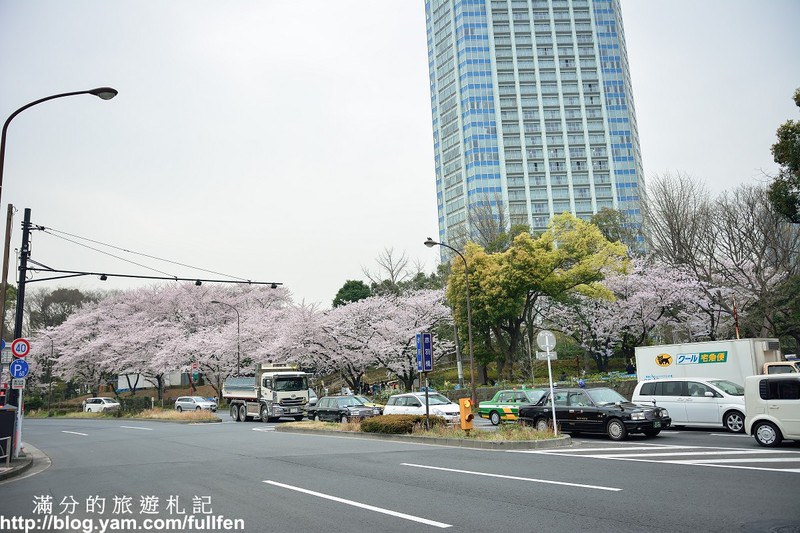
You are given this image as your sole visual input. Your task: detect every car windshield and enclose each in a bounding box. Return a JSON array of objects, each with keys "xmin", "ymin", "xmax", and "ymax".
[
  {"xmin": 708, "ymin": 380, "xmax": 744, "ymax": 396},
  {"xmin": 524, "ymin": 390, "xmax": 546, "ymax": 402},
  {"xmin": 352, "ymin": 396, "xmax": 372, "ymax": 404},
  {"xmin": 337, "ymin": 397, "xmax": 364, "ymax": 407},
  {"xmin": 274, "ymin": 377, "xmax": 309, "ymax": 391},
  {"xmin": 585, "ymin": 388, "xmax": 628, "ymax": 406},
  {"xmin": 189, "ymin": 396, "xmax": 207, "ymax": 402},
  {"xmin": 425, "ymin": 393, "xmax": 453, "ymax": 406}
]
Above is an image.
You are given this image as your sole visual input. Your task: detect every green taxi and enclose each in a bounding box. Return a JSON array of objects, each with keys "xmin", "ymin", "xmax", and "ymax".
[{"xmin": 478, "ymin": 388, "xmax": 547, "ymax": 425}]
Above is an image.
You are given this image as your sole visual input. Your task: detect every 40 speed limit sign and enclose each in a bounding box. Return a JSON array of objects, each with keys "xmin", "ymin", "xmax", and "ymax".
[{"xmin": 11, "ymin": 338, "xmax": 31, "ymax": 358}]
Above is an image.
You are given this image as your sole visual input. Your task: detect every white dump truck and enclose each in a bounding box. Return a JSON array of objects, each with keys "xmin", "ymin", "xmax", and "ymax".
[
  {"xmin": 222, "ymin": 363, "xmax": 310, "ymax": 422},
  {"xmin": 635, "ymin": 338, "xmax": 799, "ymax": 384}
]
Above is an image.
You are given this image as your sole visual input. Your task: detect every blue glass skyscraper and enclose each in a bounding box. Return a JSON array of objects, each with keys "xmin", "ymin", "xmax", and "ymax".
[{"xmin": 425, "ymin": 0, "xmax": 643, "ymax": 245}]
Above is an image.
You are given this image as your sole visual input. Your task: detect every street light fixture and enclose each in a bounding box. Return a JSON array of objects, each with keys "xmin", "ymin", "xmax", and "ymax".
[
  {"xmin": 210, "ymin": 300, "xmax": 241, "ymax": 376},
  {"xmin": 424, "ymin": 237, "xmax": 476, "ymax": 406},
  {"xmin": 0, "ymin": 87, "xmax": 117, "ymax": 410}
]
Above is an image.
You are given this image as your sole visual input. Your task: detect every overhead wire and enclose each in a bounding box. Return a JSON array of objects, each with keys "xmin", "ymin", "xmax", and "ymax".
[{"xmin": 36, "ymin": 224, "xmax": 252, "ymax": 282}]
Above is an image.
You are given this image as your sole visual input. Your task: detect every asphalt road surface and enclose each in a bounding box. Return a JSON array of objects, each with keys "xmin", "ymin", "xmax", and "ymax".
[{"xmin": 1, "ymin": 418, "xmax": 798, "ymax": 533}]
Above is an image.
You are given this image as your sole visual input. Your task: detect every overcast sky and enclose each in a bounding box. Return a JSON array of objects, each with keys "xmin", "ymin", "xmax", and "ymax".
[{"xmin": 0, "ymin": 1, "xmax": 797, "ymax": 308}]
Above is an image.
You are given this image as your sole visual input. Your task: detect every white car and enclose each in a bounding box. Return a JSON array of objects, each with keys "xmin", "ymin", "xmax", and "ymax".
[
  {"xmin": 383, "ymin": 392, "xmax": 460, "ymax": 423},
  {"xmin": 632, "ymin": 377, "xmax": 745, "ymax": 432},
  {"xmin": 84, "ymin": 397, "xmax": 121, "ymax": 413},
  {"xmin": 745, "ymin": 374, "xmax": 800, "ymax": 447},
  {"xmin": 174, "ymin": 396, "xmax": 217, "ymax": 412}
]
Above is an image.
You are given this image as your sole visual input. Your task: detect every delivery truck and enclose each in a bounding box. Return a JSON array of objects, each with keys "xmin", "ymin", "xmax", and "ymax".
[
  {"xmin": 222, "ymin": 363, "xmax": 310, "ymax": 422},
  {"xmin": 634, "ymin": 338, "xmax": 799, "ymax": 385}
]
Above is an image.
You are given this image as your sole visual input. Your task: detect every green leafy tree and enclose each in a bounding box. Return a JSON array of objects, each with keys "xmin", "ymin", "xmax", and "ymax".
[
  {"xmin": 768, "ymin": 87, "xmax": 800, "ymax": 222},
  {"xmin": 445, "ymin": 213, "xmax": 627, "ymax": 380},
  {"xmin": 332, "ymin": 280, "xmax": 371, "ymax": 308},
  {"xmin": 590, "ymin": 208, "xmax": 640, "ymax": 254}
]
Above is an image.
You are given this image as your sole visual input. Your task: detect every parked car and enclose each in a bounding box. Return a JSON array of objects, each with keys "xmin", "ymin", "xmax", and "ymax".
[
  {"xmin": 83, "ymin": 397, "xmax": 121, "ymax": 413},
  {"xmin": 307, "ymin": 396, "xmax": 381, "ymax": 422},
  {"xmin": 744, "ymin": 374, "xmax": 800, "ymax": 447},
  {"xmin": 352, "ymin": 395, "xmax": 384, "ymax": 414},
  {"xmin": 632, "ymin": 377, "xmax": 745, "ymax": 432},
  {"xmin": 307, "ymin": 388, "xmax": 319, "ymax": 407},
  {"xmin": 477, "ymin": 388, "xmax": 547, "ymax": 425},
  {"xmin": 519, "ymin": 387, "xmax": 671, "ymax": 441},
  {"xmin": 174, "ymin": 396, "xmax": 217, "ymax": 412},
  {"xmin": 383, "ymin": 392, "xmax": 460, "ymax": 423}
]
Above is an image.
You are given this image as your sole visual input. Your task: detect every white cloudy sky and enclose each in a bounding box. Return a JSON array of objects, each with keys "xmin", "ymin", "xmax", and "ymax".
[{"xmin": 0, "ymin": 1, "xmax": 797, "ymax": 308}]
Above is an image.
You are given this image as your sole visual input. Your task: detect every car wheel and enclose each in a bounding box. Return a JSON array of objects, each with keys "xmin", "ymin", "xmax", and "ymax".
[
  {"xmin": 535, "ymin": 418, "xmax": 549, "ymax": 432},
  {"xmin": 606, "ymin": 419, "xmax": 628, "ymax": 441},
  {"xmin": 723, "ymin": 410, "xmax": 745, "ymax": 433},
  {"xmin": 313, "ymin": 414, "xmax": 321, "ymax": 422},
  {"xmin": 489, "ymin": 411, "xmax": 501, "ymax": 426},
  {"xmin": 753, "ymin": 421, "xmax": 783, "ymax": 447},
  {"xmin": 643, "ymin": 429, "xmax": 661, "ymax": 437},
  {"xmin": 196, "ymin": 406, "xmax": 201, "ymax": 411},
  {"xmin": 230, "ymin": 405, "xmax": 239, "ymax": 421},
  {"xmin": 239, "ymin": 405, "xmax": 248, "ymax": 422},
  {"xmin": 340, "ymin": 414, "xmax": 349, "ymax": 423},
  {"xmin": 177, "ymin": 406, "xmax": 183, "ymax": 412}
]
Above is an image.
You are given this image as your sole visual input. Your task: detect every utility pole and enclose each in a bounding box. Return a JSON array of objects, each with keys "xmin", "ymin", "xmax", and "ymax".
[{"xmin": 7, "ymin": 208, "xmax": 30, "ymax": 409}]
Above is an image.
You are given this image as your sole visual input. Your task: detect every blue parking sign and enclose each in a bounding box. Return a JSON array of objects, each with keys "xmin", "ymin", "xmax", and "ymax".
[{"xmin": 9, "ymin": 358, "xmax": 29, "ymax": 379}]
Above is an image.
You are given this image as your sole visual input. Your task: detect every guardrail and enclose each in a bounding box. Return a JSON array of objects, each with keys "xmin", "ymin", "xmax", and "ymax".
[{"xmin": 0, "ymin": 436, "xmax": 10, "ymax": 464}]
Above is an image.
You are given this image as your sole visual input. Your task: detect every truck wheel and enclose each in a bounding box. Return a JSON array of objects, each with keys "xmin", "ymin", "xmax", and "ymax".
[
  {"xmin": 489, "ymin": 411, "xmax": 501, "ymax": 426},
  {"xmin": 230, "ymin": 404, "xmax": 239, "ymax": 421},
  {"xmin": 238, "ymin": 405, "xmax": 248, "ymax": 422},
  {"xmin": 606, "ymin": 419, "xmax": 628, "ymax": 441},
  {"xmin": 723, "ymin": 410, "xmax": 745, "ymax": 433},
  {"xmin": 753, "ymin": 421, "xmax": 783, "ymax": 447},
  {"xmin": 260, "ymin": 405, "xmax": 270, "ymax": 422}
]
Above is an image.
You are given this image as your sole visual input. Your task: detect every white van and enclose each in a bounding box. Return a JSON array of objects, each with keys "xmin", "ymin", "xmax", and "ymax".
[
  {"xmin": 632, "ymin": 378, "xmax": 745, "ymax": 432},
  {"xmin": 744, "ymin": 374, "xmax": 800, "ymax": 447}
]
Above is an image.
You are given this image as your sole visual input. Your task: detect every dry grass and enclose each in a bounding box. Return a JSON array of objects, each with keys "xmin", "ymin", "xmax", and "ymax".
[{"xmin": 25, "ymin": 408, "xmax": 219, "ymax": 422}]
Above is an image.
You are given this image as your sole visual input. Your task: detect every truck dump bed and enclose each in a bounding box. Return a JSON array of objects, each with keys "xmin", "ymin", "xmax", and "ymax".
[{"xmin": 222, "ymin": 376, "xmax": 258, "ymax": 400}]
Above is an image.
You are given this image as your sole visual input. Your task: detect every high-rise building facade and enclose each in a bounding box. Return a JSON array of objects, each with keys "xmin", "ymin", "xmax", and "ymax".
[{"xmin": 425, "ymin": 0, "xmax": 643, "ymax": 246}]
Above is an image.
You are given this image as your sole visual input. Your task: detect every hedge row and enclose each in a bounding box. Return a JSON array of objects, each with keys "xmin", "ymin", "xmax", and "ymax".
[{"xmin": 360, "ymin": 414, "xmax": 447, "ymax": 434}]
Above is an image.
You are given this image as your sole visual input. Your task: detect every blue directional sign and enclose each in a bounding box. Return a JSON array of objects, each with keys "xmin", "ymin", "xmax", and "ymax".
[
  {"xmin": 422, "ymin": 332, "xmax": 433, "ymax": 372},
  {"xmin": 416, "ymin": 333, "xmax": 423, "ymax": 372},
  {"xmin": 9, "ymin": 358, "xmax": 29, "ymax": 379}
]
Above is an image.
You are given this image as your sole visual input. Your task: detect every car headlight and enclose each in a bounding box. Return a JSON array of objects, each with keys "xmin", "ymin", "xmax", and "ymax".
[
  {"xmin": 660, "ymin": 409, "xmax": 669, "ymax": 418},
  {"xmin": 630, "ymin": 412, "xmax": 645, "ymax": 421},
  {"xmin": 373, "ymin": 408, "xmax": 381, "ymax": 415},
  {"xmin": 432, "ymin": 408, "xmax": 444, "ymax": 416}
]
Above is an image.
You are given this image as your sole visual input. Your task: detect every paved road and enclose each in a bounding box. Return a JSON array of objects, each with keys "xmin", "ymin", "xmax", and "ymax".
[{"xmin": 0, "ymin": 419, "xmax": 798, "ymax": 532}]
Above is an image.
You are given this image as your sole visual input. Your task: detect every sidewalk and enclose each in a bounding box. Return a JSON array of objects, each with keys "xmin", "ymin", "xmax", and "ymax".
[{"xmin": 0, "ymin": 443, "xmax": 45, "ymax": 482}]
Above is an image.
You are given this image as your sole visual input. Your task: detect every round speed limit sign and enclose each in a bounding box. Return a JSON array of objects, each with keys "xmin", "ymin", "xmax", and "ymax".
[{"xmin": 11, "ymin": 338, "xmax": 31, "ymax": 358}]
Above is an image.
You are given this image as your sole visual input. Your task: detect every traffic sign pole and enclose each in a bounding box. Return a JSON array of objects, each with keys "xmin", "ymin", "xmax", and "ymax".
[{"xmin": 536, "ymin": 330, "xmax": 558, "ymax": 436}]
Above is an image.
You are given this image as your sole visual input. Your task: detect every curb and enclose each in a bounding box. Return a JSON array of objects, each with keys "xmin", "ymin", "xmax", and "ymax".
[
  {"xmin": 275, "ymin": 426, "xmax": 571, "ymax": 450},
  {"xmin": 0, "ymin": 455, "xmax": 34, "ymax": 482}
]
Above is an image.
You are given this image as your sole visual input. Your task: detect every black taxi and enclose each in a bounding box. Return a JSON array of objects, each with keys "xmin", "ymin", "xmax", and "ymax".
[{"xmin": 518, "ymin": 387, "xmax": 671, "ymax": 441}]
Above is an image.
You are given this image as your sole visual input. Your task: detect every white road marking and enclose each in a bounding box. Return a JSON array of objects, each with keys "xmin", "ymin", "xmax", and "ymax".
[
  {"xmin": 252, "ymin": 427, "xmax": 275, "ymax": 432},
  {"xmin": 513, "ymin": 445, "xmax": 691, "ymax": 454},
  {"xmin": 673, "ymin": 457, "xmax": 800, "ymax": 464},
  {"xmin": 263, "ymin": 480, "xmax": 452, "ymax": 528},
  {"xmin": 401, "ymin": 463, "xmax": 622, "ymax": 492},
  {"xmin": 61, "ymin": 431, "xmax": 87, "ymax": 436},
  {"xmin": 709, "ymin": 433, "xmax": 750, "ymax": 438},
  {"xmin": 584, "ymin": 450, "xmax": 789, "ymax": 458},
  {"xmin": 119, "ymin": 426, "xmax": 152, "ymax": 431}
]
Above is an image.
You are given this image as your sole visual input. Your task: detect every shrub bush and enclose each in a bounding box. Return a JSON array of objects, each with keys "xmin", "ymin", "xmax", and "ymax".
[{"xmin": 361, "ymin": 414, "xmax": 447, "ymax": 434}]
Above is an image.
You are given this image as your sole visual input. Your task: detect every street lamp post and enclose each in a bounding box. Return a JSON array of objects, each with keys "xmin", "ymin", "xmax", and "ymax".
[
  {"xmin": 211, "ymin": 300, "xmax": 241, "ymax": 376},
  {"xmin": 424, "ymin": 237, "xmax": 476, "ymax": 406},
  {"xmin": 0, "ymin": 87, "xmax": 117, "ymax": 412}
]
